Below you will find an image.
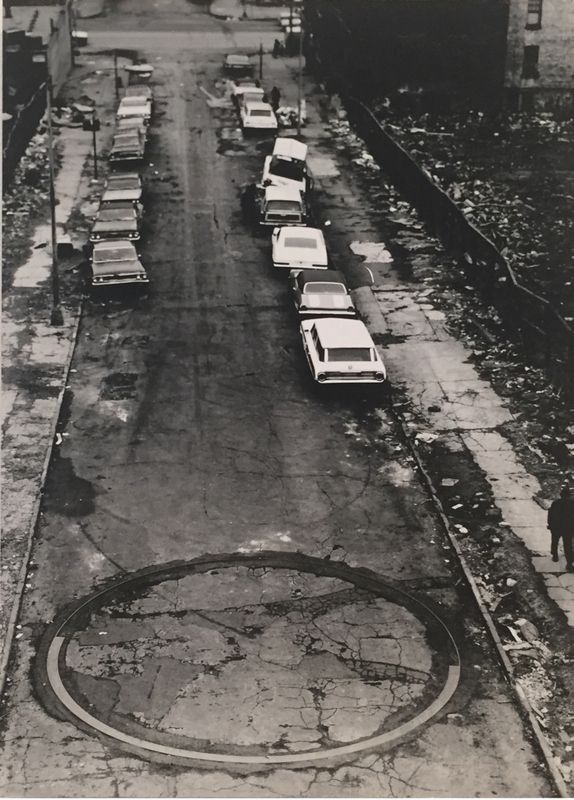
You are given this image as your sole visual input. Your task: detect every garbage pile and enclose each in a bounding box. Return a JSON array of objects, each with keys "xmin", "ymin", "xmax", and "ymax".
[
  {"xmin": 2, "ymin": 121, "xmax": 52, "ymax": 287},
  {"xmin": 371, "ymin": 105, "xmax": 574, "ymax": 320}
]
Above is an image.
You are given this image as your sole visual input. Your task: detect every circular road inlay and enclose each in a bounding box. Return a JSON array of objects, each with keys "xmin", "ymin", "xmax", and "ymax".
[{"xmin": 37, "ymin": 552, "xmax": 461, "ymax": 766}]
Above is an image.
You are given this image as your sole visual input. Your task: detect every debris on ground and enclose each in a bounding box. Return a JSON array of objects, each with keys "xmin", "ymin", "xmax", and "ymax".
[{"xmin": 371, "ymin": 105, "xmax": 574, "ymax": 319}]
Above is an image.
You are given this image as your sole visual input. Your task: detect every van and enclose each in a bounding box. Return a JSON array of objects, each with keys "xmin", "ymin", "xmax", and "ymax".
[{"xmin": 262, "ymin": 137, "xmax": 311, "ymax": 193}]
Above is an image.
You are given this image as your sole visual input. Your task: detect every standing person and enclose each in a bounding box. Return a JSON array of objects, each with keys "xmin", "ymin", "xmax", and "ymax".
[
  {"xmin": 270, "ymin": 86, "xmax": 281, "ymax": 112},
  {"xmin": 547, "ymin": 485, "xmax": 574, "ymax": 571}
]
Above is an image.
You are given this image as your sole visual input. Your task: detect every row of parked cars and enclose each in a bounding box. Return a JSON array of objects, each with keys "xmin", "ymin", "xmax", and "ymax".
[
  {"xmin": 88, "ymin": 78, "xmax": 153, "ymax": 288},
  {"xmin": 250, "ymin": 136, "xmax": 388, "ymax": 385},
  {"xmin": 223, "ymin": 56, "xmax": 279, "ymax": 134}
]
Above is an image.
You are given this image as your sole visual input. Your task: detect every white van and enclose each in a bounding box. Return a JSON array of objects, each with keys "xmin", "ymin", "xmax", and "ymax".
[{"xmin": 262, "ymin": 137, "xmax": 311, "ymax": 193}]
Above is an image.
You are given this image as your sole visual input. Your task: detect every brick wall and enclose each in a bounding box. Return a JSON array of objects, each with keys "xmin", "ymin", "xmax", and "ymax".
[{"xmin": 505, "ymin": 0, "xmax": 574, "ymax": 110}]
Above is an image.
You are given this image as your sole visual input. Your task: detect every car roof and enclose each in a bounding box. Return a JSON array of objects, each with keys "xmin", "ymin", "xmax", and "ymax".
[
  {"xmin": 297, "ymin": 269, "xmax": 346, "ymax": 284},
  {"xmin": 265, "ymin": 184, "xmax": 302, "ymax": 201},
  {"xmin": 226, "ymin": 54, "xmax": 250, "ymax": 64},
  {"xmin": 273, "ymin": 137, "xmax": 307, "ymax": 162},
  {"xmin": 280, "ymin": 226, "xmax": 321, "ymax": 240},
  {"xmin": 311, "ymin": 318, "xmax": 373, "ymax": 348},
  {"xmin": 245, "ymin": 100, "xmax": 273, "ymax": 111},
  {"xmin": 93, "ymin": 239, "xmax": 135, "ymax": 253}
]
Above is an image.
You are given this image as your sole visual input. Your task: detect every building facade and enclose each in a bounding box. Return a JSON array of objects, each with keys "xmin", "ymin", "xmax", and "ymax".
[{"xmin": 504, "ymin": 0, "xmax": 574, "ymax": 110}]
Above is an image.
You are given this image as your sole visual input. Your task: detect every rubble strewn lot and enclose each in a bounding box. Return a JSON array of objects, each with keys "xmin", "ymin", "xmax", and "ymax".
[
  {"xmin": 371, "ymin": 106, "xmax": 574, "ymax": 321},
  {"xmin": 2, "ymin": 128, "xmax": 54, "ymax": 291}
]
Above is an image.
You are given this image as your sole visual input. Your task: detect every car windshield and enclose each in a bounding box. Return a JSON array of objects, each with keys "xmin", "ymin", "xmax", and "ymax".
[
  {"xmin": 270, "ymin": 158, "xmax": 305, "ymax": 182},
  {"xmin": 98, "ymin": 209, "xmax": 134, "ymax": 220},
  {"xmin": 304, "ymin": 282, "xmax": 346, "ymax": 294},
  {"xmin": 122, "ymin": 97, "xmax": 147, "ymax": 106},
  {"xmin": 250, "ymin": 109, "xmax": 272, "ymax": 117},
  {"xmin": 94, "ymin": 246, "xmax": 134, "ymax": 262},
  {"xmin": 327, "ymin": 347, "xmax": 373, "ymax": 362},
  {"xmin": 268, "ymin": 200, "xmax": 300, "ymax": 212},
  {"xmin": 284, "ymin": 236, "xmax": 317, "ymax": 249}
]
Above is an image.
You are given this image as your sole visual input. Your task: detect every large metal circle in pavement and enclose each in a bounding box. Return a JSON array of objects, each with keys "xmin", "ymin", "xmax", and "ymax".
[{"xmin": 36, "ymin": 552, "xmax": 461, "ymax": 766}]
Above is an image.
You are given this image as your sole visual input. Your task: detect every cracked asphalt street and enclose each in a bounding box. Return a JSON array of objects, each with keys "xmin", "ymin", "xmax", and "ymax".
[{"xmin": 0, "ymin": 0, "xmax": 556, "ymax": 795}]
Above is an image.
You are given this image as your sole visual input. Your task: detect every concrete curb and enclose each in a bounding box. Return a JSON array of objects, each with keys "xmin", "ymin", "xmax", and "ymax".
[
  {"xmin": 0, "ymin": 302, "xmax": 84, "ymax": 702},
  {"xmin": 352, "ymin": 288, "xmax": 569, "ymax": 798}
]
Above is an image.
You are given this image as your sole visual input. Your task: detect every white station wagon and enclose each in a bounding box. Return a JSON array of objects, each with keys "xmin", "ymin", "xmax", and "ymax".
[
  {"xmin": 271, "ymin": 226, "xmax": 327, "ymax": 269},
  {"xmin": 300, "ymin": 318, "xmax": 387, "ymax": 384},
  {"xmin": 240, "ymin": 100, "xmax": 278, "ymax": 132}
]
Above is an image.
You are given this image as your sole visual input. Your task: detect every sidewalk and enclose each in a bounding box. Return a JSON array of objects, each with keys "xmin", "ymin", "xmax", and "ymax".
[
  {"xmin": 0, "ymin": 54, "xmax": 124, "ymax": 684},
  {"xmin": 210, "ymin": 0, "xmax": 286, "ymax": 20}
]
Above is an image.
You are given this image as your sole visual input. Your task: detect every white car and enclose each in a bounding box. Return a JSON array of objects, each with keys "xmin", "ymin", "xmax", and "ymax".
[
  {"xmin": 271, "ymin": 226, "xmax": 327, "ymax": 269},
  {"xmin": 124, "ymin": 85, "xmax": 153, "ymax": 101},
  {"xmin": 117, "ymin": 96, "xmax": 151, "ymax": 121},
  {"xmin": 300, "ymin": 318, "xmax": 387, "ymax": 384},
  {"xmin": 290, "ymin": 269, "xmax": 356, "ymax": 317},
  {"xmin": 240, "ymin": 100, "xmax": 278, "ymax": 132},
  {"xmin": 231, "ymin": 81, "xmax": 264, "ymax": 103},
  {"xmin": 90, "ymin": 240, "xmax": 148, "ymax": 287},
  {"xmin": 262, "ymin": 137, "xmax": 309, "ymax": 192},
  {"xmin": 279, "ymin": 11, "xmax": 301, "ymax": 29}
]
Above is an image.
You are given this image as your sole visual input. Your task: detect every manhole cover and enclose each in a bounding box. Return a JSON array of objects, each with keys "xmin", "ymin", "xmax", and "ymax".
[{"xmin": 37, "ymin": 552, "xmax": 461, "ymax": 766}]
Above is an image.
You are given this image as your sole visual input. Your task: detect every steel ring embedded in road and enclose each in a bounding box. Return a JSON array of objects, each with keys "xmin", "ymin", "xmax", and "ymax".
[{"xmin": 36, "ymin": 551, "xmax": 462, "ymax": 766}]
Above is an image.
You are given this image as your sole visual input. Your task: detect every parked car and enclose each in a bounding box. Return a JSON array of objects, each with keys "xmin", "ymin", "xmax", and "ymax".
[
  {"xmin": 271, "ymin": 226, "xmax": 327, "ymax": 269},
  {"xmin": 279, "ymin": 10, "xmax": 301, "ymax": 29},
  {"xmin": 109, "ymin": 131, "xmax": 145, "ymax": 165},
  {"xmin": 104, "ymin": 172, "xmax": 142, "ymax": 200},
  {"xmin": 117, "ymin": 96, "xmax": 151, "ymax": 122},
  {"xmin": 124, "ymin": 84, "xmax": 153, "ymax": 102},
  {"xmin": 262, "ymin": 137, "xmax": 311, "ymax": 193},
  {"xmin": 90, "ymin": 240, "xmax": 148, "ymax": 287},
  {"xmin": 289, "ymin": 269, "xmax": 356, "ymax": 317},
  {"xmin": 90, "ymin": 205, "xmax": 141, "ymax": 243},
  {"xmin": 223, "ymin": 54, "xmax": 254, "ymax": 77},
  {"xmin": 231, "ymin": 81, "xmax": 264, "ymax": 108},
  {"xmin": 125, "ymin": 63, "xmax": 154, "ymax": 84},
  {"xmin": 240, "ymin": 100, "xmax": 278, "ymax": 133},
  {"xmin": 300, "ymin": 318, "xmax": 387, "ymax": 384},
  {"xmin": 98, "ymin": 197, "xmax": 143, "ymax": 221},
  {"xmin": 237, "ymin": 89, "xmax": 266, "ymax": 114},
  {"xmin": 115, "ymin": 115, "xmax": 149, "ymax": 142},
  {"xmin": 257, "ymin": 184, "xmax": 307, "ymax": 227}
]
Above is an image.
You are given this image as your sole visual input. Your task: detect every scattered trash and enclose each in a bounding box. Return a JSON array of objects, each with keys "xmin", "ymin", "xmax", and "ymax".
[
  {"xmin": 415, "ymin": 431, "xmax": 437, "ymax": 444},
  {"xmin": 441, "ymin": 478, "xmax": 459, "ymax": 487},
  {"xmin": 55, "ymin": 433, "xmax": 63, "ymax": 446}
]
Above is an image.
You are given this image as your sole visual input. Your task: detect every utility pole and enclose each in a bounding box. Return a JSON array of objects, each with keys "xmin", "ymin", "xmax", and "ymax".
[
  {"xmin": 258, "ymin": 42, "xmax": 263, "ymax": 81},
  {"xmin": 114, "ymin": 50, "xmax": 119, "ymax": 101},
  {"xmin": 46, "ymin": 75, "xmax": 63, "ymax": 326},
  {"xmin": 91, "ymin": 111, "xmax": 98, "ymax": 179},
  {"xmin": 82, "ymin": 105, "xmax": 100, "ymax": 179},
  {"xmin": 296, "ymin": 13, "xmax": 303, "ymax": 136}
]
